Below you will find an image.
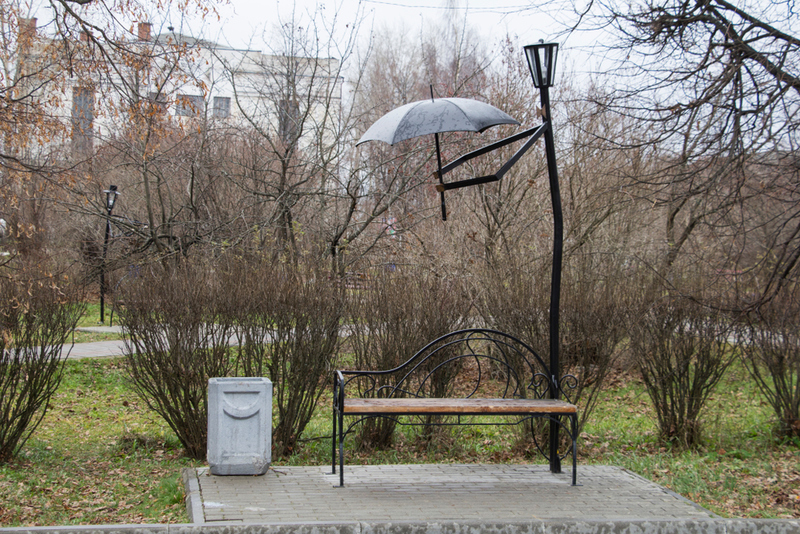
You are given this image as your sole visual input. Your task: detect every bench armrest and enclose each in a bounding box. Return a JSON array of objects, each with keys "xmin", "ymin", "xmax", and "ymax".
[{"xmin": 333, "ymin": 370, "xmax": 346, "ymax": 412}]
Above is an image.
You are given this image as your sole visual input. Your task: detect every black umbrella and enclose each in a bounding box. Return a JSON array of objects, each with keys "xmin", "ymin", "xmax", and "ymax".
[{"xmin": 357, "ymin": 95, "xmax": 520, "ymax": 220}]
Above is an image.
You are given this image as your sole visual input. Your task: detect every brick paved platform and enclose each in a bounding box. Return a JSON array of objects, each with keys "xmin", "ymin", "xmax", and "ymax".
[{"xmin": 184, "ymin": 464, "xmax": 717, "ymax": 524}]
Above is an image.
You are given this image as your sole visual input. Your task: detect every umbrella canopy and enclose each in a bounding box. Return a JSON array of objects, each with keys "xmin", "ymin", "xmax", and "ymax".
[{"xmin": 357, "ymin": 97, "xmax": 519, "ymax": 146}]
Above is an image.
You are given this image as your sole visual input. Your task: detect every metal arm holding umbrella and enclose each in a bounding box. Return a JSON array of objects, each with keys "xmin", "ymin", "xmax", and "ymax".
[
  {"xmin": 357, "ymin": 42, "xmax": 565, "ymax": 475},
  {"xmin": 431, "ymin": 122, "xmax": 547, "ymax": 193}
]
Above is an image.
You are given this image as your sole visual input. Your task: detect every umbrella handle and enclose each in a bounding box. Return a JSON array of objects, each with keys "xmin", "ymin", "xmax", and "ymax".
[{"xmin": 434, "ymin": 132, "xmax": 447, "ymax": 221}]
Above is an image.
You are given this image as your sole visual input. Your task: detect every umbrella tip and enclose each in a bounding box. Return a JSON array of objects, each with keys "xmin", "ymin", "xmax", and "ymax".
[{"xmin": 430, "ymin": 84, "xmax": 434, "ymax": 102}]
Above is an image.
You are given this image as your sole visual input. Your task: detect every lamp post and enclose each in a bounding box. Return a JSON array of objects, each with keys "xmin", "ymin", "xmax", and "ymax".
[
  {"xmin": 100, "ymin": 185, "xmax": 119, "ymax": 324},
  {"xmin": 524, "ymin": 41, "xmax": 563, "ymax": 474}
]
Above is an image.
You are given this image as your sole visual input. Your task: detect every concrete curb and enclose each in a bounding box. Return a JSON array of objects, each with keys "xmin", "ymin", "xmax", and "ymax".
[
  {"xmin": 1, "ymin": 519, "xmax": 799, "ymax": 534},
  {"xmin": 180, "ymin": 468, "xmax": 204, "ymax": 524}
]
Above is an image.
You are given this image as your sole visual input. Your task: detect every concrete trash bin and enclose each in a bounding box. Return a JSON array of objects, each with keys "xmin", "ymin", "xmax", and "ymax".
[{"xmin": 207, "ymin": 377, "xmax": 272, "ymax": 475}]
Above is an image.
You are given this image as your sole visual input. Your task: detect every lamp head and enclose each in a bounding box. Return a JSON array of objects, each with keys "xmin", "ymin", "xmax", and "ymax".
[
  {"xmin": 103, "ymin": 185, "xmax": 119, "ymax": 211},
  {"xmin": 524, "ymin": 41, "xmax": 559, "ymax": 88}
]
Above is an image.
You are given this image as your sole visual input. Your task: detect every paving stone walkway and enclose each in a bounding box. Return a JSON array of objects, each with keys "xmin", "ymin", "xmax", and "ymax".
[{"xmin": 185, "ymin": 464, "xmax": 717, "ymax": 524}]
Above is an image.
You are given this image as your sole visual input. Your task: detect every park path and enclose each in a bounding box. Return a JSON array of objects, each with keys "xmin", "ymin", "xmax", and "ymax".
[
  {"xmin": 62, "ymin": 324, "xmax": 261, "ymax": 359},
  {"xmin": 62, "ymin": 324, "xmax": 352, "ymax": 360},
  {"xmin": 61, "ymin": 326, "xmax": 127, "ymax": 360}
]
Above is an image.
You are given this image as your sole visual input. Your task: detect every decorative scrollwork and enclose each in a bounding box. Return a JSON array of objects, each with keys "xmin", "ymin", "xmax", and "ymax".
[
  {"xmin": 529, "ymin": 373, "xmax": 550, "ymax": 399},
  {"xmin": 558, "ymin": 374, "xmax": 578, "ymax": 405},
  {"xmin": 526, "ymin": 415, "xmax": 578, "ymax": 462}
]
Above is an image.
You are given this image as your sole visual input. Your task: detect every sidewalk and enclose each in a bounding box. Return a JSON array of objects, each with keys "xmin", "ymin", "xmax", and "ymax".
[
  {"xmin": 62, "ymin": 326, "xmax": 126, "ymax": 360},
  {"xmin": 184, "ymin": 464, "xmax": 719, "ymax": 524}
]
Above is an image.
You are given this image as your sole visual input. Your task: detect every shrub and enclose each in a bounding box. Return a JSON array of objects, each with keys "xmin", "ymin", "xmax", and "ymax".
[
  {"xmin": 628, "ymin": 291, "xmax": 735, "ymax": 448},
  {"xmin": 740, "ymin": 290, "xmax": 800, "ymax": 438},
  {"xmin": 479, "ymin": 253, "xmax": 627, "ymax": 431},
  {"xmin": 0, "ymin": 267, "xmax": 84, "ymax": 463},
  {"xmin": 232, "ymin": 258, "xmax": 343, "ymax": 458},
  {"xmin": 559, "ymin": 252, "xmax": 630, "ymax": 429},
  {"xmin": 346, "ymin": 268, "xmax": 469, "ymax": 449},
  {"xmin": 119, "ymin": 257, "xmax": 239, "ymax": 460}
]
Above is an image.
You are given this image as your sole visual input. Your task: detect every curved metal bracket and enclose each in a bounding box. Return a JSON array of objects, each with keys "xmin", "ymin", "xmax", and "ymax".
[{"xmin": 432, "ymin": 123, "xmax": 548, "ymax": 219}]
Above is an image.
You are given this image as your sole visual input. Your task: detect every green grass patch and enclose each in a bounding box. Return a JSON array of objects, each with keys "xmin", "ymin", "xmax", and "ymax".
[
  {"xmin": 67, "ymin": 303, "xmax": 126, "ymax": 343},
  {"xmin": 581, "ymin": 367, "xmax": 799, "ymax": 518},
  {"xmin": 76, "ymin": 303, "xmax": 117, "ymax": 328},
  {"xmin": 0, "ymin": 359, "xmax": 200, "ymax": 526}
]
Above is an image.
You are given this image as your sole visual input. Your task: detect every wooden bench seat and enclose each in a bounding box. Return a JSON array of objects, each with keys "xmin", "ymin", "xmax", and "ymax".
[
  {"xmin": 343, "ymin": 398, "xmax": 577, "ymax": 416},
  {"xmin": 332, "ymin": 329, "xmax": 580, "ymax": 487}
]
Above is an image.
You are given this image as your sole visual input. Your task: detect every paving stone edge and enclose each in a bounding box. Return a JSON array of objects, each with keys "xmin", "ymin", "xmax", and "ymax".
[
  {"xmin": 1, "ymin": 519, "xmax": 798, "ymax": 534},
  {"xmin": 180, "ymin": 468, "xmax": 204, "ymax": 524},
  {"xmin": 620, "ymin": 467, "xmax": 723, "ymax": 519}
]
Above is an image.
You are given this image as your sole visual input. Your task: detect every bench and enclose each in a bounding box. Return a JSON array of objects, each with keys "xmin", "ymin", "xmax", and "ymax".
[{"xmin": 332, "ymin": 328, "xmax": 578, "ymax": 486}]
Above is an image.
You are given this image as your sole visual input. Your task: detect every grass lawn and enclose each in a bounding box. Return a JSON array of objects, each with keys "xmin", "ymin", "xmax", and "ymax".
[
  {"xmin": 0, "ymin": 359, "xmax": 196, "ymax": 526},
  {"xmin": 582, "ymin": 369, "xmax": 800, "ymax": 518},
  {"xmin": 0, "ymin": 358, "xmax": 797, "ymax": 526},
  {"xmin": 75, "ymin": 303, "xmax": 120, "ymax": 329}
]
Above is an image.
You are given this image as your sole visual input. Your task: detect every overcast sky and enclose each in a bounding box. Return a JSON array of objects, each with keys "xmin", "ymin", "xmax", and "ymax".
[
  {"xmin": 26, "ymin": 0, "xmax": 602, "ymax": 81},
  {"xmin": 207, "ymin": 1, "xmax": 548, "ymax": 45},
  {"xmin": 175, "ymin": 1, "xmax": 586, "ymax": 60}
]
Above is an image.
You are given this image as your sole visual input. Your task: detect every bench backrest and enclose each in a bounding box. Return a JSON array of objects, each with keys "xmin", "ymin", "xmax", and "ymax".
[{"xmin": 341, "ymin": 328, "xmax": 553, "ymax": 400}]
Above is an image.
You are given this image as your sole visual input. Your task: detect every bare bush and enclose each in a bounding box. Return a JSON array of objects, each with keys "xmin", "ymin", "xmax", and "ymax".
[
  {"xmin": 479, "ymin": 254, "xmax": 627, "ymax": 451},
  {"xmin": 628, "ymin": 287, "xmax": 735, "ymax": 448},
  {"xmin": 479, "ymin": 261, "xmax": 550, "ymax": 354},
  {"xmin": 346, "ymin": 268, "xmax": 469, "ymax": 449},
  {"xmin": 231, "ymin": 258, "xmax": 343, "ymax": 458},
  {"xmin": 119, "ymin": 257, "xmax": 240, "ymax": 460},
  {"xmin": 740, "ymin": 291, "xmax": 800, "ymax": 438},
  {"xmin": 0, "ymin": 266, "xmax": 85, "ymax": 463},
  {"xmin": 559, "ymin": 252, "xmax": 629, "ymax": 429},
  {"xmin": 477, "ymin": 261, "xmax": 551, "ymax": 454}
]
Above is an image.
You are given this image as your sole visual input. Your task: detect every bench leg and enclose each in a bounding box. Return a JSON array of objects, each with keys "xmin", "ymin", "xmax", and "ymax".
[
  {"xmin": 338, "ymin": 410, "xmax": 345, "ymax": 487},
  {"xmin": 549, "ymin": 418, "xmax": 562, "ymax": 474},
  {"xmin": 571, "ymin": 413, "xmax": 578, "ymax": 486},
  {"xmin": 331, "ymin": 405, "xmax": 337, "ymax": 475}
]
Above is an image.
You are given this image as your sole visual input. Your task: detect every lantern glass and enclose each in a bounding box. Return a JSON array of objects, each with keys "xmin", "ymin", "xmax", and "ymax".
[{"xmin": 524, "ymin": 42, "xmax": 558, "ymax": 88}]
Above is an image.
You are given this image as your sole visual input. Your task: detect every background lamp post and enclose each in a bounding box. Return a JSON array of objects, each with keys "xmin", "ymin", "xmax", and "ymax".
[
  {"xmin": 100, "ymin": 185, "xmax": 119, "ymax": 324},
  {"xmin": 524, "ymin": 41, "xmax": 564, "ymax": 474}
]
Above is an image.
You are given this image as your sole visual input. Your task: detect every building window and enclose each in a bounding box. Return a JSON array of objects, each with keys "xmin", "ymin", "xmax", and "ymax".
[
  {"xmin": 71, "ymin": 86, "xmax": 94, "ymax": 155},
  {"xmin": 176, "ymin": 94, "xmax": 204, "ymax": 117},
  {"xmin": 213, "ymin": 96, "xmax": 231, "ymax": 118},
  {"xmin": 279, "ymin": 99, "xmax": 300, "ymax": 142},
  {"xmin": 147, "ymin": 91, "xmax": 167, "ymax": 114}
]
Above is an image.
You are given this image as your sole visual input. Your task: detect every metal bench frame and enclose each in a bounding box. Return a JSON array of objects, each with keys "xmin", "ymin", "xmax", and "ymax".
[{"xmin": 332, "ymin": 328, "xmax": 578, "ymax": 486}]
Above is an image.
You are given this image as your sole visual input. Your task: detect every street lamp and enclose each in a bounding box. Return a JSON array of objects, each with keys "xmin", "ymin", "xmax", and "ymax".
[
  {"xmin": 524, "ymin": 41, "xmax": 564, "ymax": 474},
  {"xmin": 100, "ymin": 185, "xmax": 119, "ymax": 324}
]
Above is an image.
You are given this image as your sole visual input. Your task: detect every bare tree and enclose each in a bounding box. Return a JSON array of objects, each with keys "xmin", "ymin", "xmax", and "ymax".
[
  {"xmin": 217, "ymin": 8, "xmax": 466, "ymax": 276},
  {"xmin": 2, "ymin": 0, "xmax": 225, "ymax": 270},
  {"xmin": 573, "ymin": 0, "xmax": 799, "ymax": 303}
]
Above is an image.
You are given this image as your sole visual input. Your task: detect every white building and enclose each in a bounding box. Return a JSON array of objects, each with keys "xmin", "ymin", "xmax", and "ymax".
[{"xmin": 20, "ymin": 21, "xmax": 343, "ymax": 157}]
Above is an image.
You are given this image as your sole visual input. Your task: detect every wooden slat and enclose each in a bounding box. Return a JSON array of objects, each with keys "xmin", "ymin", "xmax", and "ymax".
[{"xmin": 342, "ymin": 398, "xmax": 577, "ymax": 415}]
